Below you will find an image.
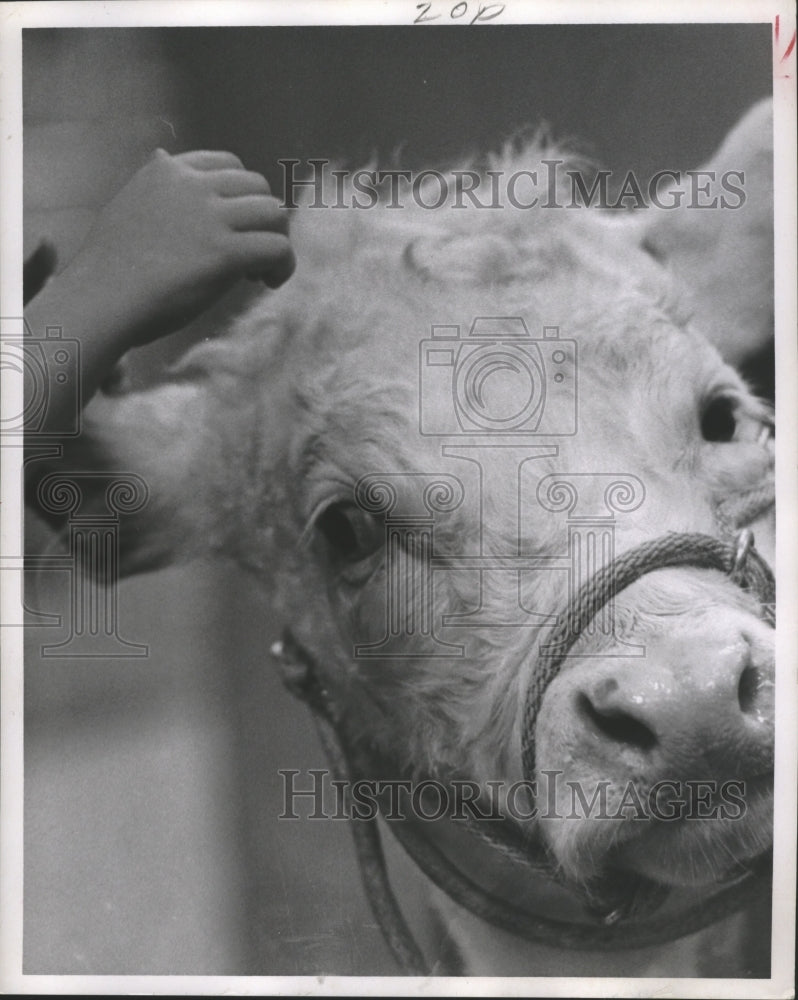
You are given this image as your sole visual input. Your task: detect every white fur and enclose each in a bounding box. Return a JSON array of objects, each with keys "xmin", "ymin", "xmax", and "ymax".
[{"xmin": 74, "ymin": 101, "xmax": 775, "ymax": 974}]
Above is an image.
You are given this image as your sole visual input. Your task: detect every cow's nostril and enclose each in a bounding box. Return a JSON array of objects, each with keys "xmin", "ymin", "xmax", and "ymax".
[
  {"xmin": 737, "ymin": 665, "xmax": 763, "ymax": 715},
  {"xmin": 577, "ymin": 693, "xmax": 657, "ymax": 751}
]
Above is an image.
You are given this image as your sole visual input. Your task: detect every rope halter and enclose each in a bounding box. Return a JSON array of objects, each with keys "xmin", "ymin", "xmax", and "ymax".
[
  {"xmin": 272, "ymin": 525, "xmax": 775, "ymax": 974},
  {"xmin": 521, "ymin": 527, "xmax": 776, "ymax": 782}
]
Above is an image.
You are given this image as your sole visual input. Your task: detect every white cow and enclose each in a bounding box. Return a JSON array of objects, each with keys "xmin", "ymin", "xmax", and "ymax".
[{"xmin": 32, "ymin": 99, "xmax": 775, "ymax": 977}]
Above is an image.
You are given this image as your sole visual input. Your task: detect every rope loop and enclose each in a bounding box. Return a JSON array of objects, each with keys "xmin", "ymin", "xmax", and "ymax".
[
  {"xmin": 273, "ymin": 525, "xmax": 776, "ymax": 972},
  {"xmin": 521, "ymin": 531, "xmax": 775, "ymax": 781}
]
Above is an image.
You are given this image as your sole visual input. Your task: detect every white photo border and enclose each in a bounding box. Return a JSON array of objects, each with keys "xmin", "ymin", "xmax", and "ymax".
[{"xmin": 1, "ymin": 2, "xmax": 795, "ymax": 996}]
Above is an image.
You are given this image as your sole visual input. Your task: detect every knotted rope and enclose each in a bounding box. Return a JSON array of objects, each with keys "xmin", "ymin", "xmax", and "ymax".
[
  {"xmin": 273, "ymin": 526, "xmax": 775, "ymax": 973},
  {"xmin": 521, "ymin": 529, "xmax": 775, "ymax": 782}
]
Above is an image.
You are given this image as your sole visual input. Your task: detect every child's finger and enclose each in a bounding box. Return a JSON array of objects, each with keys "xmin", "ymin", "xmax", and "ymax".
[
  {"xmin": 260, "ymin": 245, "xmax": 297, "ymax": 289},
  {"xmin": 224, "ymin": 195, "xmax": 290, "ymax": 235},
  {"xmin": 174, "ymin": 150, "xmax": 246, "ymax": 171},
  {"xmin": 232, "ymin": 231, "xmax": 296, "ymax": 288},
  {"xmin": 212, "ymin": 169, "xmax": 272, "ymax": 198}
]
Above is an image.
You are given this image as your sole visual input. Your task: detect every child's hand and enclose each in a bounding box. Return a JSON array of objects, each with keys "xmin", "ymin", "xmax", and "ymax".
[
  {"xmin": 60, "ymin": 148, "xmax": 295, "ymax": 347},
  {"xmin": 24, "ymin": 149, "xmax": 295, "ymax": 431}
]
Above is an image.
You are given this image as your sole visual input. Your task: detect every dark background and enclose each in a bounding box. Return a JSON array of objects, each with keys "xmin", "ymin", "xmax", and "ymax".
[
  {"xmin": 24, "ymin": 24, "xmax": 773, "ymax": 381},
  {"xmin": 164, "ymin": 25, "xmax": 772, "ymax": 184}
]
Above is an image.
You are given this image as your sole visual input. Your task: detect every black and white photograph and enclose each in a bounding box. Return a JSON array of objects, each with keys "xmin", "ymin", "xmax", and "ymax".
[{"xmin": 1, "ymin": 1, "xmax": 796, "ymax": 995}]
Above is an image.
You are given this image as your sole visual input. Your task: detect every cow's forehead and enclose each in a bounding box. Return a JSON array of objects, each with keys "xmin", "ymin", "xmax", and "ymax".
[
  {"xmin": 284, "ymin": 305, "xmax": 724, "ymax": 503},
  {"xmin": 279, "ymin": 237, "xmax": 707, "ymax": 380},
  {"xmin": 199, "ymin": 143, "xmax": 741, "ymax": 499},
  {"xmin": 274, "ymin": 230, "xmax": 729, "ymax": 494},
  {"xmin": 279, "ymin": 167, "xmax": 711, "ymax": 386},
  {"xmin": 282, "ymin": 281, "xmax": 722, "ymax": 420}
]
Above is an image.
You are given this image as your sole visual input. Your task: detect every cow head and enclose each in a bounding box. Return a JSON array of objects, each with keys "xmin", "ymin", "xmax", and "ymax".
[{"xmin": 65, "ymin": 99, "xmax": 775, "ymax": 899}]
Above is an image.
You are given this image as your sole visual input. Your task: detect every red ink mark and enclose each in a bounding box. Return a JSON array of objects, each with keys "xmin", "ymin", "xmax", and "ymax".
[{"xmin": 775, "ymin": 14, "xmax": 796, "ymax": 73}]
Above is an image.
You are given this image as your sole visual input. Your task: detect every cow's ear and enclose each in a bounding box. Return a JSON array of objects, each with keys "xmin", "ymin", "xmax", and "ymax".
[
  {"xmin": 29, "ymin": 380, "xmax": 240, "ymax": 578},
  {"xmin": 641, "ymin": 98, "xmax": 773, "ymax": 368}
]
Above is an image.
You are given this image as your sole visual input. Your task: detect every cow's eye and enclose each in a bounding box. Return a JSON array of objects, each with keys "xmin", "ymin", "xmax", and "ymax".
[
  {"xmin": 316, "ymin": 501, "xmax": 384, "ymax": 565},
  {"xmin": 701, "ymin": 395, "xmax": 738, "ymax": 443}
]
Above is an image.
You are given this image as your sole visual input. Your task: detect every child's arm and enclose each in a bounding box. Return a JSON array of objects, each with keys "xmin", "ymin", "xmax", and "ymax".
[{"xmin": 24, "ymin": 148, "xmax": 295, "ymax": 435}]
